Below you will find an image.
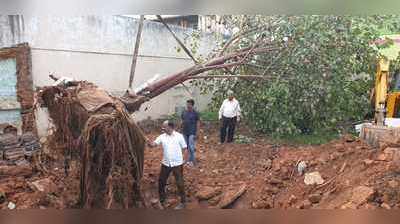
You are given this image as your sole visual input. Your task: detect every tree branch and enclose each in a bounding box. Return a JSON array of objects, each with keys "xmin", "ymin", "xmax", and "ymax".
[
  {"xmin": 157, "ymin": 15, "xmax": 198, "ymax": 64},
  {"xmin": 129, "ymin": 15, "xmax": 145, "ymax": 88}
]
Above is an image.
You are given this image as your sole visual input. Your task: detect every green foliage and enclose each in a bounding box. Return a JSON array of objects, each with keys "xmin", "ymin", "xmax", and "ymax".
[
  {"xmin": 272, "ymin": 129, "xmax": 340, "ymax": 145},
  {"xmin": 191, "ymin": 15, "xmax": 400, "ymax": 137},
  {"xmin": 199, "ymin": 110, "xmax": 218, "ymax": 121}
]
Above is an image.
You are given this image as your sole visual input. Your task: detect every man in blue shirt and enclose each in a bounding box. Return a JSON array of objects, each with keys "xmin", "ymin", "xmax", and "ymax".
[{"xmin": 181, "ymin": 99, "xmax": 200, "ymax": 166}]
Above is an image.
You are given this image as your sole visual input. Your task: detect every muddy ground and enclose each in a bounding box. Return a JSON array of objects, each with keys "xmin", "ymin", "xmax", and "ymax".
[{"xmin": 1, "ymin": 123, "xmax": 400, "ymax": 209}]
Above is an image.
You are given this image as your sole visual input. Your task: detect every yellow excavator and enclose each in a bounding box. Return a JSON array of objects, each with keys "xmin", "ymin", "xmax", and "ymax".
[
  {"xmin": 361, "ymin": 56, "xmax": 400, "ymax": 146},
  {"xmin": 373, "ymin": 58, "xmax": 400, "ymax": 126}
]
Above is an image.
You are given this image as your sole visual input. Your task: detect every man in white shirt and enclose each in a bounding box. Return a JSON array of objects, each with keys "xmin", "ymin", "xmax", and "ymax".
[
  {"xmin": 219, "ymin": 90, "xmax": 241, "ymax": 144},
  {"xmin": 147, "ymin": 120, "xmax": 188, "ymax": 209}
]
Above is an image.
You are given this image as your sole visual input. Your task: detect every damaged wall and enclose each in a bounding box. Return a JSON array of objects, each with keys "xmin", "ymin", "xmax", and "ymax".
[{"xmin": 0, "ymin": 15, "xmax": 215, "ymax": 137}]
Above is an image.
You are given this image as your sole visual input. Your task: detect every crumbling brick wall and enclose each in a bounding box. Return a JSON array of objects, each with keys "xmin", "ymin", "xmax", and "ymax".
[{"xmin": 0, "ymin": 43, "xmax": 36, "ymax": 134}]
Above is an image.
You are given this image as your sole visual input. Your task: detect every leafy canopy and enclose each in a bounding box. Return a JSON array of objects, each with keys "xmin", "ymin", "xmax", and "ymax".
[{"xmin": 193, "ymin": 15, "xmax": 400, "ymax": 136}]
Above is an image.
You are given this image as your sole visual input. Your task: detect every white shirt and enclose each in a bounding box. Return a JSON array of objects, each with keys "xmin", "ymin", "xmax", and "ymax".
[
  {"xmin": 154, "ymin": 131, "xmax": 187, "ymax": 167},
  {"xmin": 219, "ymin": 98, "xmax": 241, "ymax": 119}
]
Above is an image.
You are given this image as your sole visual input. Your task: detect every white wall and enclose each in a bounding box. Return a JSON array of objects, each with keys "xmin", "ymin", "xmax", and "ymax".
[{"xmin": 0, "ymin": 15, "xmax": 215, "ymax": 136}]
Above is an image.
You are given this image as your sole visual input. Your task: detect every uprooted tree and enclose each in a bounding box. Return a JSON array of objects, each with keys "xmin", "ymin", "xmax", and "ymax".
[{"xmin": 38, "ymin": 22, "xmax": 281, "ymax": 208}]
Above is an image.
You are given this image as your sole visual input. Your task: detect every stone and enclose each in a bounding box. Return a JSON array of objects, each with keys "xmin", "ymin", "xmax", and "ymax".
[
  {"xmin": 195, "ymin": 186, "xmax": 221, "ymax": 200},
  {"xmin": 266, "ymin": 186, "xmax": 280, "ymax": 195},
  {"xmin": 308, "ymin": 193, "xmax": 322, "ymax": 204},
  {"xmin": 252, "ymin": 199, "xmax": 273, "ymax": 209},
  {"xmin": 381, "ymin": 203, "xmax": 391, "ymax": 210},
  {"xmin": 363, "ymin": 159, "xmax": 374, "ymax": 166},
  {"xmin": 383, "ymin": 147, "xmax": 399, "ymax": 160},
  {"xmin": 288, "ymin": 195, "xmax": 297, "ymax": 205},
  {"xmin": 299, "ymin": 200, "xmax": 312, "ymax": 209},
  {"xmin": 376, "ymin": 153, "xmax": 388, "ymax": 161},
  {"xmin": 304, "ymin": 172, "xmax": 324, "ymax": 185},
  {"xmin": 217, "ymin": 184, "xmax": 247, "ymax": 208},
  {"xmin": 7, "ymin": 202, "xmax": 16, "ymax": 210},
  {"xmin": 28, "ymin": 178, "xmax": 57, "ymax": 193},
  {"xmin": 350, "ymin": 186, "xmax": 375, "ymax": 206},
  {"xmin": 388, "ymin": 180, "xmax": 399, "ymax": 188},
  {"xmin": 389, "ymin": 149, "xmax": 400, "ymax": 172},
  {"xmin": 269, "ymin": 177, "xmax": 283, "ymax": 185},
  {"xmin": 340, "ymin": 202, "xmax": 357, "ymax": 209}
]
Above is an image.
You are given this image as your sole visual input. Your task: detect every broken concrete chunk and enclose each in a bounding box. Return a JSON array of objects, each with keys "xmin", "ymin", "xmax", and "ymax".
[
  {"xmin": 217, "ymin": 184, "xmax": 247, "ymax": 208},
  {"xmin": 304, "ymin": 172, "xmax": 324, "ymax": 185},
  {"xmin": 195, "ymin": 186, "xmax": 221, "ymax": 200}
]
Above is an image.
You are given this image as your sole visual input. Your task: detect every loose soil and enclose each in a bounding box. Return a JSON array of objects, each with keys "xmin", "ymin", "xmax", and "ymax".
[{"xmin": 1, "ymin": 123, "xmax": 400, "ymax": 209}]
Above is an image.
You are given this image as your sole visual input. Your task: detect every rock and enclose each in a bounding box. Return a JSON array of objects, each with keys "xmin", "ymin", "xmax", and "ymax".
[
  {"xmin": 297, "ymin": 161, "xmax": 307, "ymax": 176},
  {"xmin": 363, "ymin": 159, "xmax": 374, "ymax": 166},
  {"xmin": 266, "ymin": 186, "xmax": 280, "ymax": 195},
  {"xmin": 340, "ymin": 202, "xmax": 357, "ymax": 209},
  {"xmin": 259, "ymin": 159, "xmax": 272, "ymax": 170},
  {"xmin": 308, "ymin": 193, "xmax": 322, "ymax": 204},
  {"xmin": 288, "ymin": 195, "xmax": 297, "ymax": 205},
  {"xmin": 383, "ymin": 147, "xmax": 399, "ymax": 159},
  {"xmin": 252, "ymin": 199, "xmax": 273, "ymax": 209},
  {"xmin": 28, "ymin": 178, "xmax": 57, "ymax": 193},
  {"xmin": 389, "ymin": 149, "xmax": 400, "ymax": 172},
  {"xmin": 208, "ymin": 195, "xmax": 222, "ymax": 206},
  {"xmin": 350, "ymin": 186, "xmax": 375, "ymax": 206},
  {"xmin": 381, "ymin": 203, "xmax": 391, "ymax": 210},
  {"xmin": 7, "ymin": 202, "xmax": 16, "ymax": 210},
  {"xmin": 299, "ymin": 200, "xmax": 312, "ymax": 209},
  {"xmin": 269, "ymin": 177, "xmax": 283, "ymax": 185},
  {"xmin": 304, "ymin": 172, "xmax": 324, "ymax": 185},
  {"xmin": 217, "ymin": 184, "xmax": 247, "ymax": 208},
  {"xmin": 150, "ymin": 198, "xmax": 163, "ymax": 209},
  {"xmin": 195, "ymin": 186, "xmax": 221, "ymax": 200},
  {"xmin": 376, "ymin": 153, "xmax": 388, "ymax": 161},
  {"xmin": 388, "ymin": 180, "xmax": 399, "ymax": 188}
]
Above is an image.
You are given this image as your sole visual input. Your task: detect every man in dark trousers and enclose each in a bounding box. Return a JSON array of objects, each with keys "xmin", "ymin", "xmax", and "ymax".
[
  {"xmin": 147, "ymin": 120, "xmax": 188, "ymax": 209},
  {"xmin": 219, "ymin": 90, "xmax": 241, "ymax": 144},
  {"xmin": 181, "ymin": 99, "xmax": 200, "ymax": 166}
]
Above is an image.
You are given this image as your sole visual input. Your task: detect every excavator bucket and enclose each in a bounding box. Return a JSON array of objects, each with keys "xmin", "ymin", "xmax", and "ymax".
[{"xmin": 360, "ymin": 124, "xmax": 400, "ymax": 148}]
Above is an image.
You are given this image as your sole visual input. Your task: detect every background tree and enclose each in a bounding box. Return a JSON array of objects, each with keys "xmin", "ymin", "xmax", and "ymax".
[{"xmin": 194, "ymin": 15, "xmax": 400, "ymax": 137}]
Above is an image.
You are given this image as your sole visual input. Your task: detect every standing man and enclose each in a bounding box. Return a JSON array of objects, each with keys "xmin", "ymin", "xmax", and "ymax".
[
  {"xmin": 219, "ymin": 90, "xmax": 241, "ymax": 144},
  {"xmin": 181, "ymin": 99, "xmax": 200, "ymax": 166},
  {"xmin": 147, "ymin": 120, "xmax": 187, "ymax": 209}
]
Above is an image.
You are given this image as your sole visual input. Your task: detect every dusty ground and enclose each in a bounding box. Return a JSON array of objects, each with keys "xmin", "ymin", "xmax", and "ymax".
[{"xmin": 1, "ymin": 123, "xmax": 400, "ymax": 209}]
